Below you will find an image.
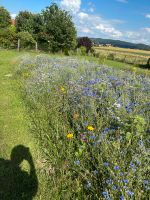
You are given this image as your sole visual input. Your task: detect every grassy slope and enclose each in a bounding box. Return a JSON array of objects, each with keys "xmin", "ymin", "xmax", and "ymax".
[
  {"xmin": 76, "ymin": 55, "xmax": 150, "ymax": 76},
  {"xmin": 0, "ymin": 50, "xmax": 149, "ymax": 199},
  {"xmin": 0, "ymin": 50, "xmax": 47, "ymax": 199}
]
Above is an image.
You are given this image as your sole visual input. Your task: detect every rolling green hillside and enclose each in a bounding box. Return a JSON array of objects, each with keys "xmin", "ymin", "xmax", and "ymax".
[{"xmin": 91, "ymin": 38, "xmax": 150, "ymax": 51}]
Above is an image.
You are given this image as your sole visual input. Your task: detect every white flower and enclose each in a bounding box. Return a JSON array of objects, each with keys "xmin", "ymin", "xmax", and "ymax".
[{"xmin": 114, "ymin": 102, "xmax": 121, "ymax": 108}]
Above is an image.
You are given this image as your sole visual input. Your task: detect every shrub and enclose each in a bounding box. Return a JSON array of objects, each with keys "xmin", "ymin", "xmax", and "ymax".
[
  {"xmin": 0, "ymin": 27, "xmax": 17, "ymax": 48},
  {"xmin": 147, "ymin": 58, "xmax": 150, "ymax": 68},
  {"xmin": 107, "ymin": 53, "xmax": 115, "ymax": 60},
  {"xmin": 80, "ymin": 46, "xmax": 87, "ymax": 56},
  {"xmin": 77, "ymin": 37, "xmax": 93, "ymax": 53},
  {"xmin": 17, "ymin": 31, "xmax": 36, "ymax": 49}
]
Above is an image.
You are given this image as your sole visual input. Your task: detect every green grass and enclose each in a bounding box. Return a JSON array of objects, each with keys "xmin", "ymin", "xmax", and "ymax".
[
  {"xmin": 0, "ymin": 50, "xmax": 149, "ymax": 199},
  {"xmin": 76, "ymin": 55, "xmax": 150, "ymax": 76},
  {"xmin": 0, "ymin": 50, "xmax": 48, "ymax": 200}
]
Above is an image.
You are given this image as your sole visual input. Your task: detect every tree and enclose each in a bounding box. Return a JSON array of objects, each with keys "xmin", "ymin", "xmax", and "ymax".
[
  {"xmin": 16, "ymin": 11, "xmax": 35, "ymax": 34},
  {"xmin": 0, "ymin": 7, "xmax": 11, "ymax": 28},
  {"xmin": 32, "ymin": 14, "xmax": 44, "ymax": 40},
  {"xmin": 41, "ymin": 4, "xmax": 76, "ymax": 52},
  {"xmin": 0, "ymin": 27, "xmax": 17, "ymax": 48},
  {"xmin": 77, "ymin": 37, "xmax": 93, "ymax": 53},
  {"xmin": 17, "ymin": 31, "xmax": 35, "ymax": 49}
]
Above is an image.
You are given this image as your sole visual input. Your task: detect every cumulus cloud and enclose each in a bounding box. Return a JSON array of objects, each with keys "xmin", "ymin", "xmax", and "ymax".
[
  {"xmin": 145, "ymin": 14, "xmax": 150, "ymax": 19},
  {"xmin": 78, "ymin": 12, "xmax": 89, "ymax": 19},
  {"xmin": 75, "ymin": 12, "xmax": 123, "ymax": 38},
  {"xmin": 144, "ymin": 28, "xmax": 150, "ymax": 33},
  {"xmin": 124, "ymin": 29, "xmax": 150, "ymax": 44},
  {"xmin": 95, "ymin": 24, "xmax": 122, "ymax": 37},
  {"xmin": 60, "ymin": 0, "xmax": 81, "ymax": 14},
  {"xmin": 59, "ymin": 0, "xmax": 150, "ymax": 44}
]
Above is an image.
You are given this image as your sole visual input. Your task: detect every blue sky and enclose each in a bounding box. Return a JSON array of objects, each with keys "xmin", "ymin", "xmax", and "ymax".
[{"xmin": 1, "ymin": 0, "xmax": 150, "ymax": 44}]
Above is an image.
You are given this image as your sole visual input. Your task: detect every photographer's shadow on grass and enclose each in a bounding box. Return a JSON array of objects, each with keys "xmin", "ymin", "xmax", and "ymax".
[{"xmin": 0, "ymin": 145, "xmax": 38, "ymax": 200}]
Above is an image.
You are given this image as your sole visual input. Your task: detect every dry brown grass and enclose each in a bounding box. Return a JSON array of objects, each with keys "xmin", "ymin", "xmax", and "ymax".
[{"xmin": 94, "ymin": 46, "xmax": 150, "ymax": 65}]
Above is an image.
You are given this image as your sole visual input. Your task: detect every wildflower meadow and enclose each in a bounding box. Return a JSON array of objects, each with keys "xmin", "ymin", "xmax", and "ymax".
[{"xmin": 18, "ymin": 55, "xmax": 150, "ymax": 199}]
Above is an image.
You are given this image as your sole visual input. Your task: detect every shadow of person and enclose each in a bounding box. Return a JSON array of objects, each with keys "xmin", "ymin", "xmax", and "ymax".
[{"xmin": 0, "ymin": 145, "xmax": 38, "ymax": 200}]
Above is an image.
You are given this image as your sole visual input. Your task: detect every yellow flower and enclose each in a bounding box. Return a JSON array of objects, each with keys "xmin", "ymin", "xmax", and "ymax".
[
  {"xmin": 61, "ymin": 87, "xmax": 65, "ymax": 92},
  {"xmin": 87, "ymin": 125, "xmax": 94, "ymax": 131},
  {"xmin": 132, "ymin": 67, "xmax": 137, "ymax": 71},
  {"xmin": 67, "ymin": 133, "xmax": 73, "ymax": 139}
]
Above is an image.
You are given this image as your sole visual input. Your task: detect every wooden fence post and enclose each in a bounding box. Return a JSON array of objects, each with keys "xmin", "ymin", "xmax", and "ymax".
[
  {"xmin": 17, "ymin": 39, "xmax": 20, "ymax": 52},
  {"xmin": 35, "ymin": 42, "xmax": 38, "ymax": 52}
]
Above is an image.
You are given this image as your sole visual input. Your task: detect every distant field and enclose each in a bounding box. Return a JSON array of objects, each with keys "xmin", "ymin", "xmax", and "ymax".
[
  {"xmin": 94, "ymin": 46, "xmax": 150, "ymax": 65},
  {"xmin": 95, "ymin": 46, "xmax": 150, "ymax": 56}
]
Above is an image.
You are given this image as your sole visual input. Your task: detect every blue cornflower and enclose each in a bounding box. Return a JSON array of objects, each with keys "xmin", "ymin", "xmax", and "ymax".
[
  {"xmin": 123, "ymin": 179, "xmax": 129, "ymax": 184},
  {"xmin": 119, "ymin": 172, "xmax": 124, "ymax": 176},
  {"xmin": 114, "ymin": 166, "xmax": 120, "ymax": 170},
  {"xmin": 143, "ymin": 180, "xmax": 149, "ymax": 185},
  {"xmin": 102, "ymin": 191, "xmax": 112, "ymax": 200},
  {"xmin": 90, "ymin": 135, "xmax": 96, "ymax": 139},
  {"xmin": 86, "ymin": 79, "xmax": 97, "ymax": 85},
  {"xmin": 104, "ymin": 127, "xmax": 109, "ymax": 132},
  {"xmin": 112, "ymin": 185, "xmax": 118, "ymax": 190},
  {"xmin": 113, "ymin": 81, "xmax": 123, "ymax": 87},
  {"xmin": 129, "ymin": 162, "xmax": 136, "ymax": 172},
  {"xmin": 130, "ymin": 162, "xmax": 135, "ymax": 168},
  {"xmin": 74, "ymin": 160, "xmax": 80, "ymax": 165},
  {"xmin": 103, "ymin": 162, "xmax": 109, "ymax": 167},
  {"xmin": 126, "ymin": 190, "xmax": 134, "ymax": 197},
  {"xmin": 102, "ymin": 191, "xmax": 107, "ymax": 195},
  {"xmin": 102, "ymin": 191, "xmax": 108, "ymax": 197},
  {"xmin": 120, "ymin": 195, "xmax": 125, "ymax": 200}
]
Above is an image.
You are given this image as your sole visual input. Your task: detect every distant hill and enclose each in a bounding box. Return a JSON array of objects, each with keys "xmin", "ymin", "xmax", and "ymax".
[{"xmin": 91, "ymin": 38, "xmax": 150, "ymax": 51}]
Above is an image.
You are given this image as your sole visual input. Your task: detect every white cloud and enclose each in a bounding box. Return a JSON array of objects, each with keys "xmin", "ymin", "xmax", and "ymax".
[
  {"xmin": 145, "ymin": 14, "xmax": 150, "ymax": 19},
  {"xmin": 59, "ymin": 0, "xmax": 150, "ymax": 44},
  {"xmin": 11, "ymin": 14, "xmax": 17, "ymax": 19},
  {"xmin": 116, "ymin": 0, "xmax": 128, "ymax": 3},
  {"xmin": 78, "ymin": 12, "xmax": 89, "ymax": 19},
  {"xmin": 81, "ymin": 27, "xmax": 93, "ymax": 33},
  {"xmin": 95, "ymin": 24, "xmax": 123, "ymax": 37},
  {"xmin": 60, "ymin": 0, "xmax": 81, "ymax": 14},
  {"xmin": 144, "ymin": 28, "xmax": 150, "ymax": 33},
  {"xmin": 124, "ymin": 29, "xmax": 150, "ymax": 44},
  {"xmin": 75, "ymin": 12, "xmax": 123, "ymax": 38}
]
